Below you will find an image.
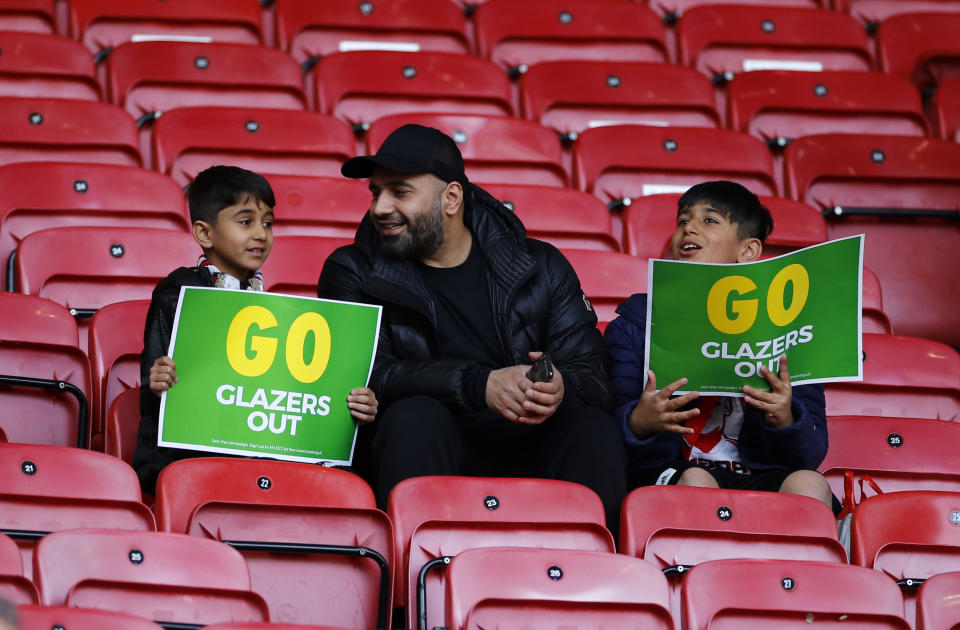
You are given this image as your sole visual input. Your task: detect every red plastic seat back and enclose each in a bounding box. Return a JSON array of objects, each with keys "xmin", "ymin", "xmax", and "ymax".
[
  {"xmin": 474, "ymin": 0, "xmax": 667, "ymax": 72},
  {"xmin": 261, "ymin": 235, "xmax": 352, "ymax": 297},
  {"xmin": 933, "ymin": 75, "xmax": 960, "ymax": 141},
  {"xmin": 683, "ymin": 558, "xmax": 909, "ymax": 630},
  {"xmin": 561, "ymin": 250, "xmax": 647, "ymax": 327},
  {"xmin": 105, "ymin": 387, "xmax": 140, "ymax": 465},
  {"xmin": 89, "ymin": 299, "xmax": 149, "ymax": 435},
  {"xmin": 0, "ymin": 532, "xmax": 37, "ymax": 604},
  {"xmin": 367, "ymin": 113, "xmax": 566, "ymax": 187},
  {"xmin": 0, "ymin": 0, "xmax": 55, "ymax": 34},
  {"xmin": 446, "ymin": 547, "xmax": 673, "ymax": 630},
  {"xmin": 842, "ymin": 0, "xmax": 960, "ymax": 26},
  {"xmin": 861, "ymin": 266, "xmax": 892, "ymax": 335},
  {"xmin": 153, "ymin": 106, "xmax": 356, "ymax": 187},
  {"xmin": 877, "ymin": 12, "xmax": 960, "ymax": 91},
  {"xmin": 266, "ymin": 174, "xmax": 368, "ymax": 240},
  {"xmin": 17, "ymin": 605, "xmax": 165, "ymax": 630},
  {"xmin": 0, "ymin": 31, "xmax": 99, "ymax": 100},
  {"xmin": 917, "ymin": 571, "xmax": 960, "ymax": 630}
]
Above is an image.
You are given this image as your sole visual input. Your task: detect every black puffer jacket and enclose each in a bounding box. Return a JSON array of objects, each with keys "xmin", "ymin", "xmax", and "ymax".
[{"xmin": 317, "ymin": 183, "xmax": 613, "ymax": 413}]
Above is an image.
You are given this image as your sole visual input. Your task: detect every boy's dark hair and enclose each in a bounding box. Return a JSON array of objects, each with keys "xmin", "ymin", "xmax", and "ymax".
[
  {"xmin": 187, "ymin": 165, "xmax": 276, "ymax": 224},
  {"xmin": 677, "ymin": 181, "xmax": 774, "ymax": 244}
]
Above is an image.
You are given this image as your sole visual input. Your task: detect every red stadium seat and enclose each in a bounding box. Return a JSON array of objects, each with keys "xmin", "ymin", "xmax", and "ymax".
[
  {"xmin": 0, "ymin": 162, "xmax": 188, "ymax": 292},
  {"xmin": 88, "ymin": 299, "xmax": 149, "ymax": 443},
  {"xmin": 683, "ymin": 558, "xmax": 910, "ymax": 630},
  {"xmin": 388, "ymin": 476, "xmax": 614, "ymax": 630},
  {"xmin": 561, "ymin": 250, "xmax": 647, "ymax": 328},
  {"xmin": 678, "ymin": 5, "xmax": 872, "ymax": 87},
  {"xmin": 877, "ymin": 12, "xmax": 960, "ymax": 92},
  {"xmin": 0, "ymin": 31, "xmax": 98, "ymax": 100},
  {"xmin": 820, "ymin": 416, "xmax": 960, "ymax": 510},
  {"xmin": 825, "ymin": 333, "xmax": 960, "ymax": 421},
  {"xmin": 205, "ymin": 625, "xmax": 346, "ymax": 630},
  {"xmin": 482, "ymin": 184, "xmax": 620, "ymax": 252},
  {"xmin": 841, "ymin": 0, "xmax": 960, "ymax": 27},
  {"xmin": 0, "ymin": 533, "xmax": 37, "ymax": 605},
  {"xmin": 266, "ymin": 174, "xmax": 368, "ymax": 239},
  {"xmin": 367, "ymin": 113, "xmax": 566, "ymax": 187},
  {"xmin": 70, "ymin": 0, "xmax": 264, "ymax": 57},
  {"xmin": 861, "ymin": 266, "xmax": 892, "ymax": 335},
  {"xmin": 0, "ymin": 442, "xmax": 154, "ymax": 581},
  {"xmin": 261, "ymin": 235, "xmax": 352, "ymax": 296},
  {"xmin": 0, "ymin": 293, "xmax": 90, "ymax": 448},
  {"xmin": 573, "ymin": 125, "xmax": 776, "ymax": 207},
  {"xmin": 621, "ymin": 486, "xmax": 846, "ymax": 623},
  {"xmin": 445, "ymin": 547, "xmax": 673, "ymax": 630},
  {"xmin": 276, "ymin": 0, "xmax": 469, "ymax": 64},
  {"xmin": 0, "ymin": 0, "xmax": 55, "ymax": 34},
  {"xmin": 17, "ymin": 605, "xmax": 164, "ymax": 630},
  {"xmin": 315, "ymin": 51, "xmax": 513, "ymax": 131},
  {"xmin": 152, "ymin": 106, "xmax": 356, "ymax": 187},
  {"xmin": 105, "ymin": 387, "xmax": 139, "ymax": 465},
  {"xmin": 651, "ymin": 0, "xmax": 825, "ymax": 21},
  {"xmin": 474, "ymin": 0, "xmax": 667, "ymax": 74},
  {"xmin": 0, "ymin": 97, "xmax": 140, "ymax": 168},
  {"xmin": 852, "ymin": 491, "xmax": 960, "ymax": 626},
  {"xmin": 35, "ymin": 529, "xmax": 268, "ymax": 625},
  {"xmin": 785, "ymin": 133, "xmax": 960, "ymax": 346},
  {"xmin": 521, "ymin": 61, "xmax": 721, "ymax": 143},
  {"xmin": 932, "ymin": 75, "xmax": 960, "ymax": 141},
  {"xmin": 155, "ymin": 458, "xmax": 392, "ymax": 630},
  {"xmin": 917, "ymin": 571, "xmax": 960, "ymax": 630}
]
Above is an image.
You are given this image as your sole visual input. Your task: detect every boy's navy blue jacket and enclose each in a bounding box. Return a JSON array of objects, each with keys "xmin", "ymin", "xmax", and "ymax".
[{"xmin": 604, "ymin": 293, "xmax": 828, "ymax": 475}]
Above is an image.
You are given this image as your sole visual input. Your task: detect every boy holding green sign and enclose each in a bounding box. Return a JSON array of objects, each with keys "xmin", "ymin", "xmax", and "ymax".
[
  {"xmin": 133, "ymin": 166, "xmax": 378, "ymax": 494},
  {"xmin": 605, "ymin": 182, "xmax": 834, "ymax": 510}
]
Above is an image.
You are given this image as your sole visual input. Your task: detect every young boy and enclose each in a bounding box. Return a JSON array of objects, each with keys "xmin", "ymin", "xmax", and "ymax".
[
  {"xmin": 605, "ymin": 181, "xmax": 833, "ymax": 509},
  {"xmin": 134, "ymin": 165, "xmax": 378, "ymax": 494}
]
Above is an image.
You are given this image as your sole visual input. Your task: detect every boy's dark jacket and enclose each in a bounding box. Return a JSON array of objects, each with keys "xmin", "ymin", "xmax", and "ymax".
[
  {"xmin": 134, "ymin": 266, "xmax": 215, "ymax": 494},
  {"xmin": 316, "ymin": 183, "xmax": 613, "ymax": 413},
  {"xmin": 604, "ymin": 293, "xmax": 828, "ymax": 473}
]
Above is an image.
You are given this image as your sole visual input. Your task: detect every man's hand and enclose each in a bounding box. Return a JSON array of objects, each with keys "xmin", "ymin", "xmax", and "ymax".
[
  {"xmin": 347, "ymin": 387, "xmax": 378, "ymax": 424},
  {"xmin": 743, "ymin": 354, "xmax": 794, "ymax": 428},
  {"xmin": 627, "ymin": 371, "xmax": 700, "ymax": 439},
  {"xmin": 517, "ymin": 351, "xmax": 564, "ymax": 425},
  {"xmin": 149, "ymin": 356, "xmax": 178, "ymax": 398},
  {"xmin": 486, "ymin": 365, "xmax": 534, "ymax": 423}
]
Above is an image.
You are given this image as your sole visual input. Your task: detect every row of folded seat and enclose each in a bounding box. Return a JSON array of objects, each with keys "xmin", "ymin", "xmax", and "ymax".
[{"xmin": 4, "ymin": 443, "xmax": 960, "ymax": 629}]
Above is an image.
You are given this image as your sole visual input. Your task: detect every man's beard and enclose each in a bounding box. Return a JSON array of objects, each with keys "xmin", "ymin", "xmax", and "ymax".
[{"xmin": 379, "ymin": 192, "xmax": 445, "ymax": 261}]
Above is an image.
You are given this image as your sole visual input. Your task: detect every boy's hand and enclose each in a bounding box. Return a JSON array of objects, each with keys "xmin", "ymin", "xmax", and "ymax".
[
  {"xmin": 149, "ymin": 356, "xmax": 177, "ymax": 398},
  {"xmin": 347, "ymin": 387, "xmax": 378, "ymax": 424},
  {"xmin": 517, "ymin": 351, "xmax": 564, "ymax": 426},
  {"xmin": 743, "ymin": 355, "xmax": 794, "ymax": 428},
  {"xmin": 628, "ymin": 371, "xmax": 699, "ymax": 439},
  {"xmin": 486, "ymin": 364, "xmax": 535, "ymax": 423}
]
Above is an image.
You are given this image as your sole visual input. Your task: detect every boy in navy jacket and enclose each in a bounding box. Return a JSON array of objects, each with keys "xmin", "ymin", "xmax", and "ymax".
[{"xmin": 605, "ymin": 181, "xmax": 833, "ymax": 509}]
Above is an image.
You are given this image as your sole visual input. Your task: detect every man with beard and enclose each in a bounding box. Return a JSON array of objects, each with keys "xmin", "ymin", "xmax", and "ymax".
[{"xmin": 317, "ymin": 124, "xmax": 626, "ymax": 529}]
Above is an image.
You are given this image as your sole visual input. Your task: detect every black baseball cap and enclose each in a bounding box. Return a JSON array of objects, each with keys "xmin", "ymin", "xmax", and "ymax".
[{"xmin": 341, "ymin": 124, "xmax": 469, "ymax": 186}]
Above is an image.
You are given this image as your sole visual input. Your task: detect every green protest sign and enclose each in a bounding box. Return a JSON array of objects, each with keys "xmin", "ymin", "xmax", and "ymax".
[
  {"xmin": 159, "ymin": 287, "xmax": 381, "ymax": 464},
  {"xmin": 646, "ymin": 235, "xmax": 863, "ymax": 395}
]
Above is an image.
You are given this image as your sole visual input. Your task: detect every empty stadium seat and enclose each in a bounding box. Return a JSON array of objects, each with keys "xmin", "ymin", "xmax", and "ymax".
[
  {"xmin": 388, "ymin": 476, "xmax": 614, "ymax": 630},
  {"xmin": 917, "ymin": 571, "xmax": 960, "ymax": 630},
  {"xmin": 0, "ymin": 31, "xmax": 99, "ymax": 100},
  {"xmin": 877, "ymin": 12, "xmax": 960, "ymax": 93},
  {"xmin": 621, "ymin": 485, "xmax": 846, "ymax": 623},
  {"xmin": 678, "ymin": 5, "xmax": 872, "ymax": 87},
  {"xmin": 682, "ymin": 558, "xmax": 910, "ymax": 630},
  {"xmin": 932, "ymin": 75, "xmax": 960, "ymax": 140},
  {"xmin": 14, "ymin": 226, "xmax": 197, "ymax": 317},
  {"xmin": 521, "ymin": 61, "xmax": 721, "ymax": 143},
  {"xmin": 266, "ymin": 174, "xmax": 368, "ymax": 240},
  {"xmin": 0, "ymin": 533, "xmax": 37, "ymax": 605},
  {"xmin": 0, "ymin": 97, "xmax": 140, "ymax": 167},
  {"xmin": 0, "ymin": 162, "xmax": 188, "ymax": 292},
  {"xmin": 561, "ymin": 250, "xmax": 648, "ymax": 328},
  {"xmin": 0, "ymin": 0, "xmax": 56, "ymax": 34},
  {"xmin": 367, "ymin": 113, "xmax": 566, "ymax": 187},
  {"xmin": 482, "ymin": 183, "xmax": 620, "ymax": 251},
  {"xmin": 88, "ymin": 299, "xmax": 149, "ymax": 444},
  {"xmin": 841, "ymin": 0, "xmax": 960, "ymax": 27},
  {"xmin": 785, "ymin": 133, "xmax": 960, "ymax": 346},
  {"xmin": 315, "ymin": 51, "xmax": 513, "ymax": 132},
  {"xmin": 651, "ymin": 0, "xmax": 825, "ymax": 21},
  {"xmin": 276, "ymin": 0, "xmax": 469, "ymax": 65},
  {"xmin": 155, "ymin": 458, "xmax": 392, "ymax": 630},
  {"xmin": 852, "ymin": 491, "xmax": 960, "ymax": 626},
  {"xmin": 0, "ymin": 293, "xmax": 90, "ymax": 448},
  {"xmin": 152, "ymin": 106, "xmax": 356, "ymax": 187},
  {"xmin": 70, "ymin": 0, "xmax": 264, "ymax": 57},
  {"xmin": 205, "ymin": 625, "xmax": 346, "ymax": 630},
  {"xmin": 105, "ymin": 387, "xmax": 139, "ymax": 465},
  {"xmin": 261, "ymin": 235, "xmax": 352, "ymax": 296},
  {"xmin": 445, "ymin": 547, "xmax": 673, "ymax": 630},
  {"xmin": 35, "ymin": 529, "xmax": 268, "ymax": 625},
  {"xmin": 820, "ymin": 416, "xmax": 960, "ymax": 510},
  {"xmin": 861, "ymin": 266, "xmax": 893, "ymax": 335},
  {"xmin": 573, "ymin": 125, "xmax": 776, "ymax": 207},
  {"xmin": 474, "ymin": 0, "xmax": 667, "ymax": 75},
  {"xmin": 824, "ymin": 333, "xmax": 960, "ymax": 420},
  {"xmin": 0, "ymin": 442, "xmax": 154, "ymax": 581},
  {"xmin": 17, "ymin": 605, "xmax": 164, "ymax": 629}
]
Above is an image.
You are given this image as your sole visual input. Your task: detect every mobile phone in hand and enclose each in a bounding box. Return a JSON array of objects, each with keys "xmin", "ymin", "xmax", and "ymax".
[{"xmin": 526, "ymin": 352, "xmax": 554, "ymax": 382}]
